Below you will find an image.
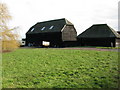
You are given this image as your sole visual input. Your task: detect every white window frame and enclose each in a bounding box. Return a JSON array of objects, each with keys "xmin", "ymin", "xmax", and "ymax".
[
  {"xmin": 49, "ymin": 25, "xmax": 54, "ymax": 29},
  {"xmin": 41, "ymin": 27, "xmax": 46, "ymax": 31},
  {"xmin": 31, "ymin": 28, "xmax": 35, "ymax": 32}
]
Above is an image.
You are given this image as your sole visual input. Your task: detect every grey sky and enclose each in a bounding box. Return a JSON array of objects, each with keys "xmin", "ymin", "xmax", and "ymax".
[{"xmin": 2, "ymin": 0, "xmax": 119, "ymax": 39}]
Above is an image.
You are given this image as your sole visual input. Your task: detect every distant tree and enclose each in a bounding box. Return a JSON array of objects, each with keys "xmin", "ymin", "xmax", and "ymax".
[{"xmin": 0, "ymin": 3, "xmax": 20, "ymax": 52}]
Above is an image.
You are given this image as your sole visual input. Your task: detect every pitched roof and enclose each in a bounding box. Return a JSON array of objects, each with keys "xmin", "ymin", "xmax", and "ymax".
[
  {"xmin": 77, "ymin": 24, "xmax": 120, "ymax": 38},
  {"xmin": 26, "ymin": 18, "xmax": 73, "ymax": 34}
]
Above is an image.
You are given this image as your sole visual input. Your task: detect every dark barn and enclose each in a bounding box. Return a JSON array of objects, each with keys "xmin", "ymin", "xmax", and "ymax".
[
  {"xmin": 26, "ymin": 18, "xmax": 77, "ymax": 47},
  {"xmin": 77, "ymin": 24, "xmax": 120, "ymax": 47}
]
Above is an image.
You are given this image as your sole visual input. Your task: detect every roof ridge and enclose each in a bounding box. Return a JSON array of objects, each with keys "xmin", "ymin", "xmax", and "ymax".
[
  {"xmin": 93, "ymin": 24, "xmax": 107, "ymax": 26},
  {"xmin": 37, "ymin": 18, "xmax": 66, "ymax": 24},
  {"xmin": 64, "ymin": 19, "xmax": 73, "ymax": 25}
]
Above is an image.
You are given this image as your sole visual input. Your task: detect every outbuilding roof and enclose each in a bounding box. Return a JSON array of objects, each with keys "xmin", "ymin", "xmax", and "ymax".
[
  {"xmin": 26, "ymin": 18, "xmax": 73, "ymax": 34},
  {"xmin": 77, "ymin": 24, "xmax": 120, "ymax": 38}
]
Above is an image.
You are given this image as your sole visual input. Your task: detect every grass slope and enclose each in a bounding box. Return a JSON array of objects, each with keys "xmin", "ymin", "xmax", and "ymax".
[{"xmin": 2, "ymin": 48, "xmax": 118, "ymax": 88}]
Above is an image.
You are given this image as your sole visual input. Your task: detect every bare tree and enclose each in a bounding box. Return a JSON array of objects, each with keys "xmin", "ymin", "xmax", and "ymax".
[{"xmin": 0, "ymin": 3, "xmax": 20, "ymax": 52}]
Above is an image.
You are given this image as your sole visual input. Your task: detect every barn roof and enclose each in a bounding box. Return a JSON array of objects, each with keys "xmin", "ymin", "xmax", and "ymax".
[
  {"xmin": 77, "ymin": 24, "xmax": 120, "ymax": 38},
  {"xmin": 26, "ymin": 18, "xmax": 73, "ymax": 34}
]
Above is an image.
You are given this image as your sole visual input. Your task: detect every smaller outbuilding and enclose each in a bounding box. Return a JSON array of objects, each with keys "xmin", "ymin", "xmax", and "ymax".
[
  {"xmin": 77, "ymin": 24, "xmax": 120, "ymax": 47},
  {"xmin": 20, "ymin": 38, "xmax": 26, "ymax": 47}
]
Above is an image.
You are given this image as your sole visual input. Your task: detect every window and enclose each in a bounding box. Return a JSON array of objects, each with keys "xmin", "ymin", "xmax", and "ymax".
[
  {"xmin": 31, "ymin": 28, "xmax": 34, "ymax": 32},
  {"xmin": 49, "ymin": 25, "xmax": 54, "ymax": 29},
  {"xmin": 41, "ymin": 27, "xmax": 46, "ymax": 30}
]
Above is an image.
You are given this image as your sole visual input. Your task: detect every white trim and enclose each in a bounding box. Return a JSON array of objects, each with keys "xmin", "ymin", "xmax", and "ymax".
[
  {"xmin": 31, "ymin": 28, "xmax": 35, "ymax": 32},
  {"xmin": 49, "ymin": 25, "xmax": 54, "ymax": 29},
  {"xmin": 61, "ymin": 25, "xmax": 66, "ymax": 32},
  {"xmin": 41, "ymin": 27, "xmax": 46, "ymax": 31}
]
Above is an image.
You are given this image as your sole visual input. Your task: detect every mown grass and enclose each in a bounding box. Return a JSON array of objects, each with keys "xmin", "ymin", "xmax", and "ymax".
[{"xmin": 2, "ymin": 48, "xmax": 119, "ymax": 88}]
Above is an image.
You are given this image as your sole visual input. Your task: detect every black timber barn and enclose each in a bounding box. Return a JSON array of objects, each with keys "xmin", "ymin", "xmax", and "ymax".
[
  {"xmin": 77, "ymin": 24, "xmax": 120, "ymax": 47},
  {"xmin": 26, "ymin": 18, "xmax": 77, "ymax": 47}
]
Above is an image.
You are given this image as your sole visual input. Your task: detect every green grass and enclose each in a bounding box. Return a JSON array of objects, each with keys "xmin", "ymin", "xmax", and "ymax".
[{"xmin": 2, "ymin": 48, "xmax": 119, "ymax": 88}]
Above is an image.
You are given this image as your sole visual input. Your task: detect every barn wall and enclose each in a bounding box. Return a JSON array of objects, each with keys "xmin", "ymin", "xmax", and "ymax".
[
  {"xmin": 26, "ymin": 32, "xmax": 62, "ymax": 47},
  {"xmin": 77, "ymin": 38, "xmax": 116, "ymax": 47},
  {"xmin": 62, "ymin": 41, "xmax": 78, "ymax": 47},
  {"xmin": 26, "ymin": 34, "xmax": 41, "ymax": 46},
  {"xmin": 62, "ymin": 25, "xmax": 77, "ymax": 41},
  {"xmin": 116, "ymin": 38, "xmax": 120, "ymax": 47}
]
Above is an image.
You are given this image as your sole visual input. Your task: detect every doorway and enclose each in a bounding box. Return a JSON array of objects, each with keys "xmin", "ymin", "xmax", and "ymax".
[{"xmin": 42, "ymin": 41, "xmax": 50, "ymax": 47}]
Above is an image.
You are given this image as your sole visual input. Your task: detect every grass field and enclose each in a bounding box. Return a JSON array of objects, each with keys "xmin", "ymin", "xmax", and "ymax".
[{"xmin": 2, "ymin": 48, "xmax": 119, "ymax": 88}]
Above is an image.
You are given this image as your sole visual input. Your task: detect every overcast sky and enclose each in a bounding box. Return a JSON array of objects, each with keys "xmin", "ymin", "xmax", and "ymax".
[{"xmin": 2, "ymin": 0, "xmax": 119, "ymax": 39}]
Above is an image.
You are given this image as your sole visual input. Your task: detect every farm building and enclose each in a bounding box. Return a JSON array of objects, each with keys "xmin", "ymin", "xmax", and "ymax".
[
  {"xmin": 26, "ymin": 18, "xmax": 77, "ymax": 47},
  {"xmin": 77, "ymin": 24, "xmax": 120, "ymax": 47},
  {"xmin": 20, "ymin": 38, "xmax": 26, "ymax": 47}
]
